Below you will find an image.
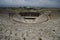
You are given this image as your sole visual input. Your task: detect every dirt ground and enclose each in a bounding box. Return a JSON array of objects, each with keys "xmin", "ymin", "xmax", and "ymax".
[{"xmin": 0, "ymin": 13, "xmax": 60, "ymax": 40}]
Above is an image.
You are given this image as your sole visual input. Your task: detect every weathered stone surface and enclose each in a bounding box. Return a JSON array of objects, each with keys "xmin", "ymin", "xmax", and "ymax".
[{"xmin": 0, "ymin": 12, "xmax": 60, "ymax": 40}]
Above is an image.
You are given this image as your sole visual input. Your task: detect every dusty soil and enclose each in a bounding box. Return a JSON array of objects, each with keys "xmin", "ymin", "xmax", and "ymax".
[{"xmin": 0, "ymin": 13, "xmax": 60, "ymax": 40}]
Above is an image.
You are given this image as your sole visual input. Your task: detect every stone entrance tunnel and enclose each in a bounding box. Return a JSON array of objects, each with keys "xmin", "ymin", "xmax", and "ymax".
[{"xmin": 19, "ymin": 12, "xmax": 40, "ymax": 20}]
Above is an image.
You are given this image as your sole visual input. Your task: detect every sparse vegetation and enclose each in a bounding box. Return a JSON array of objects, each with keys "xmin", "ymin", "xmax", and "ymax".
[{"xmin": 0, "ymin": 7, "xmax": 60, "ymax": 13}]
